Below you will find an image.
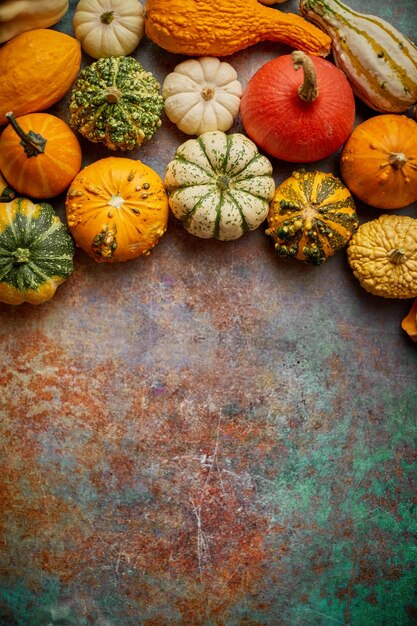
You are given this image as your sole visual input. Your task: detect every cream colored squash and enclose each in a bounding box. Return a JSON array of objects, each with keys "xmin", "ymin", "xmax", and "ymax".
[
  {"xmin": 0, "ymin": 0, "xmax": 68, "ymax": 43},
  {"xmin": 73, "ymin": 0, "xmax": 145, "ymax": 59},
  {"xmin": 165, "ymin": 131, "xmax": 275, "ymax": 241},
  {"xmin": 162, "ymin": 57, "xmax": 242, "ymax": 136}
]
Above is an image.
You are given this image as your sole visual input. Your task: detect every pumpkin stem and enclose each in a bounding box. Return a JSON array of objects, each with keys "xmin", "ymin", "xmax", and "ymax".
[
  {"xmin": 5, "ymin": 112, "xmax": 46, "ymax": 158},
  {"xmin": 201, "ymin": 87, "xmax": 214, "ymax": 101},
  {"xmin": 217, "ymin": 175, "xmax": 231, "ymax": 191},
  {"xmin": 388, "ymin": 152, "xmax": 407, "ymax": 170},
  {"xmin": 388, "ymin": 248, "xmax": 407, "ymax": 264},
  {"xmin": 13, "ymin": 247, "xmax": 30, "ymax": 264},
  {"xmin": 100, "ymin": 10, "xmax": 114, "ymax": 24},
  {"xmin": 105, "ymin": 87, "xmax": 123, "ymax": 104},
  {"xmin": 291, "ymin": 50, "xmax": 319, "ymax": 103}
]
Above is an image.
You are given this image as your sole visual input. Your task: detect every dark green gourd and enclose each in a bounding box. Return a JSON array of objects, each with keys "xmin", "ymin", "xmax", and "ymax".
[
  {"xmin": 68, "ymin": 56, "xmax": 164, "ymax": 151},
  {"xmin": 0, "ymin": 197, "xmax": 74, "ymax": 304}
]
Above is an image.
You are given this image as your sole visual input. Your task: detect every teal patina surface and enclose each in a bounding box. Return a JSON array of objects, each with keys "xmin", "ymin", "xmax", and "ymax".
[{"xmin": 0, "ymin": 1, "xmax": 416, "ymax": 624}]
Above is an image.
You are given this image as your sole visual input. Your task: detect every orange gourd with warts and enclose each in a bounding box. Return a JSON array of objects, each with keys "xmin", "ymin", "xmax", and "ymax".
[
  {"xmin": 402, "ymin": 299, "xmax": 417, "ymax": 342},
  {"xmin": 0, "ymin": 112, "xmax": 82, "ymax": 199}
]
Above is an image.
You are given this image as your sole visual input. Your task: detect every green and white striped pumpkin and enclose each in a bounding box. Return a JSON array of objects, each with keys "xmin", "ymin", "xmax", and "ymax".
[
  {"xmin": 0, "ymin": 197, "xmax": 74, "ymax": 305},
  {"xmin": 164, "ymin": 131, "xmax": 275, "ymax": 241},
  {"xmin": 299, "ymin": 0, "xmax": 417, "ymax": 112}
]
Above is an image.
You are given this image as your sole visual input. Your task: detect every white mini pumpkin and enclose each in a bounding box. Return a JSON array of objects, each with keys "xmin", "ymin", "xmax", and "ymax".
[
  {"xmin": 165, "ymin": 131, "xmax": 275, "ymax": 241},
  {"xmin": 162, "ymin": 57, "xmax": 243, "ymax": 136},
  {"xmin": 73, "ymin": 0, "xmax": 145, "ymax": 59}
]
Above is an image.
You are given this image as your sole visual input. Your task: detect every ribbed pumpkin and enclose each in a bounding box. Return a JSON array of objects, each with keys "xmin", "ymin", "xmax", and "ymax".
[
  {"xmin": 0, "ymin": 197, "xmax": 75, "ymax": 305},
  {"xmin": 340, "ymin": 114, "xmax": 417, "ymax": 210},
  {"xmin": 0, "ymin": 112, "xmax": 82, "ymax": 200},
  {"xmin": 68, "ymin": 56, "xmax": 164, "ymax": 151},
  {"xmin": 299, "ymin": 0, "xmax": 417, "ymax": 112},
  {"xmin": 164, "ymin": 131, "xmax": 275, "ymax": 241},
  {"xmin": 0, "ymin": 29, "xmax": 81, "ymax": 125},
  {"xmin": 266, "ymin": 169, "xmax": 358, "ymax": 265},
  {"xmin": 240, "ymin": 51, "xmax": 355, "ymax": 162},
  {"xmin": 65, "ymin": 157, "xmax": 169, "ymax": 263}
]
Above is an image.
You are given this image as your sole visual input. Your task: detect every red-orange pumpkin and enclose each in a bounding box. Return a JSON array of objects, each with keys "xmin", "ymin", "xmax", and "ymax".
[
  {"xmin": 0, "ymin": 112, "xmax": 82, "ymax": 199},
  {"xmin": 240, "ymin": 50, "xmax": 355, "ymax": 163}
]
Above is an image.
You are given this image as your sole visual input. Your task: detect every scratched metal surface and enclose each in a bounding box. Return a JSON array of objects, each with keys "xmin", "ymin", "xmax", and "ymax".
[{"xmin": 1, "ymin": 1, "xmax": 416, "ymax": 624}]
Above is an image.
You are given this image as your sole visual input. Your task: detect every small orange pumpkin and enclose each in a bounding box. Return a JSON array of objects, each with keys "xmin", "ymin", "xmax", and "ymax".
[
  {"xmin": 65, "ymin": 157, "xmax": 169, "ymax": 263},
  {"xmin": 401, "ymin": 299, "xmax": 417, "ymax": 342},
  {"xmin": 340, "ymin": 114, "xmax": 417, "ymax": 210},
  {"xmin": 0, "ymin": 112, "xmax": 82, "ymax": 199}
]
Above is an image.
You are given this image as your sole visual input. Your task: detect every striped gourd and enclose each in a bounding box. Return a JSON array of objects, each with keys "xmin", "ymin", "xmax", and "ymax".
[
  {"xmin": 164, "ymin": 131, "xmax": 275, "ymax": 241},
  {"xmin": 299, "ymin": 0, "xmax": 417, "ymax": 112},
  {"xmin": 266, "ymin": 169, "xmax": 358, "ymax": 265},
  {"xmin": 0, "ymin": 198, "xmax": 74, "ymax": 305}
]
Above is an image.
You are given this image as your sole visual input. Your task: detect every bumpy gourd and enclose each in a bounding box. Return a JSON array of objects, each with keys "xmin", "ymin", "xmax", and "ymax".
[
  {"xmin": 73, "ymin": 0, "xmax": 145, "ymax": 59},
  {"xmin": 69, "ymin": 56, "xmax": 164, "ymax": 151},
  {"xmin": 347, "ymin": 215, "xmax": 417, "ymax": 299},
  {"xmin": 0, "ymin": 29, "xmax": 81, "ymax": 125},
  {"xmin": 165, "ymin": 131, "xmax": 275, "ymax": 241},
  {"xmin": 66, "ymin": 157, "xmax": 169, "ymax": 263},
  {"xmin": 266, "ymin": 169, "xmax": 358, "ymax": 265},
  {"xmin": 0, "ymin": 0, "xmax": 68, "ymax": 43},
  {"xmin": 162, "ymin": 57, "xmax": 242, "ymax": 136},
  {"xmin": 145, "ymin": 0, "xmax": 331, "ymax": 57},
  {"xmin": 0, "ymin": 112, "xmax": 82, "ymax": 200},
  {"xmin": 340, "ymin": 115, "xmax": 417, "ymax": 210},
  {"xmin": 0, "ymin": 197, "xmax": 74, "ymax": 305},
  {"xmin": 299, "ymin": 0, "xmax": 417, "ymax": 112}
]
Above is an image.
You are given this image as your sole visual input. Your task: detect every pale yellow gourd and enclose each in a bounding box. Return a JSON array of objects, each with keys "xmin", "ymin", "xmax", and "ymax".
[
  {"xmin": 73, "ymin": 0, "xmax": 145, "ymax": 58},
  {"xmin": 162, "ymin": 57, "xmax": 242, "ymax": 136},
  {"xmin": 0, "ymin": 0, "xmax": 68, "ymax": 43}
]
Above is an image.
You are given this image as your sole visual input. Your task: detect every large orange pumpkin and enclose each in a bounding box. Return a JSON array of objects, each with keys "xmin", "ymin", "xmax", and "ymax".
[
  {"xmin": 340, "ymin": 114, "xmax": 417, "ymax": 210},
  {"xmin": 65, "ymin": 157, "xmax": 169, "ymax": 263},
  {"xmin": 0, "ymin": 112, "xmax": 82, "ymax": 199}
]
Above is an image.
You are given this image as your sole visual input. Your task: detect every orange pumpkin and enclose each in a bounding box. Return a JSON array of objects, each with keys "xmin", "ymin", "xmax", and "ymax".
[
  {"xmin": 65, "ymin": 157, "xmax": 169, "ymax": 263},
  {"xmin": 340, "ymin": 114, "xmax": 417, "ymax": 210},
  {"xmin": 0, "ymin": 112, "xmax": 82, "ymax": 199},
  {"xmin": 401, "ymin": 299, "xmax": 417, "ymax": 342}
]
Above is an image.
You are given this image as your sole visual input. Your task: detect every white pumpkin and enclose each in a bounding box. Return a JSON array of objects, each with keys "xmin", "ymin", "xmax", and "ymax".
[
  {"xmin": 162, "ymin": 57, "xmax": 243, "ymax": 136},
  {"xmin": 73, "ymin": 0, "xmax": 145, "ymax": 59},
  {"xmin": 165, "ymin": 131, "xmax": 275, "ymax": 241}
]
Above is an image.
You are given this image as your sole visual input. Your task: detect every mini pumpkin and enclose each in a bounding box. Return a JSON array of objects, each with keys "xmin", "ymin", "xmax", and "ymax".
[
  {"xmin": 340, "ymin": 114, "xmax": 417, "ymax": 210},
  {"xmin": 402, "ymin": 299, "xmax": 417, "ymax": 342},
  {"xmin": 65, "ymin": 157, "xmax": 169, "ymax": 263},
  {"xmin": 69, "ymin": 56, "xmax": 164, "ymax": 151},
  {"xmin": 162, "ymin": 57, "xmax": 242, "ymax": 136},
  {"xmin": 347, "ymin": 214, "xmax": 417, "ymax": 299},
  {"xmin": 0, "ymin": 197, "xmax": 74, "ymax": 305},
  {"xmin": 0, "ymin": 112, "xmax": 82, "ymax": 200},
  {"xmin": 266, "ymin": 169, "xmax": 358, "ymax": 265},
  {"xmin": 73, "ymin": 0, "xmax": 145, "ymax": 59},
  {"xmin": 164, "ymin": 131, "xmax": 275, "ymax": 241}
]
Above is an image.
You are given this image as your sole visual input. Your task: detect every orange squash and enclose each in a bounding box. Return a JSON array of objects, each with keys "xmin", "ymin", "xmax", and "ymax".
[
  {"xmin": 401, "ymin": 299, "xmax": 417, "ymax": 342},
  {"xmin": 0, "ymin": 112, "xmax": 82, "ymax": 199},
  {"xmin": 0, "ymin": 29, "xmax": 81, "ymax": 125},
  {"xmin": 144, "ymin": 0, "xmax": 331, "ymax": 57},
  {"xmin": 65, "ymin": 157, "xmax": 169, "ymax": 263},
  {"xmin": 340, "ymin": 114, "xmax": 417, "ymax": 210}
]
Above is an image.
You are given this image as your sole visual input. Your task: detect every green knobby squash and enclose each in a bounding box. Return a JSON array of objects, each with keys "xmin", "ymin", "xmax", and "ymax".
[
  {"xmin": 0, "ymin": 197, "xmax": 74, "ymax": 304},
  {"xmin": 68, "ymin": 56, "xmax": 164, "ymax": 151}
]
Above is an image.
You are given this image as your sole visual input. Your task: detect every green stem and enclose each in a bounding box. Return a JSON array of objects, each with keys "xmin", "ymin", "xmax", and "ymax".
[
  {"xmin": 13, "ymin": 247, "xmax": 31, "ymax": 263},
  {"xmin": 100, "ymin": 10, "xmax": 115, "ymax": 24},
  {"xmin": 291, "ymin": 50, "xmax": 319, "ymax": 102},
  {"xmin": 5, "ymin": 112, "xmax": 46, "ymax": 158}
]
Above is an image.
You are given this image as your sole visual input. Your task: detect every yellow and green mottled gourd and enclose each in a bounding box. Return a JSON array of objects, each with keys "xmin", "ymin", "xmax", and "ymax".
[
  {"xmin": 0, "ymin": 198, "xmax": 74, "ymax": 304},
  {"xmin": 266, "ymin": 169, "xmax": 358, "ymax": 265},
  {"xmin": 299, "ymin": 0, "xmax": 417, "ymax": 112}
]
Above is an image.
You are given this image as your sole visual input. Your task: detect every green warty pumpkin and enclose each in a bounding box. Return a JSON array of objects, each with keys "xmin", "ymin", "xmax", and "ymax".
[
  {"xmin": 0, "ymin": 197, "xmax": 74, "ymax": 304},
  {"xmin": 68, "ymin": 56, "xmax": 164, "ymax": 151}
]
